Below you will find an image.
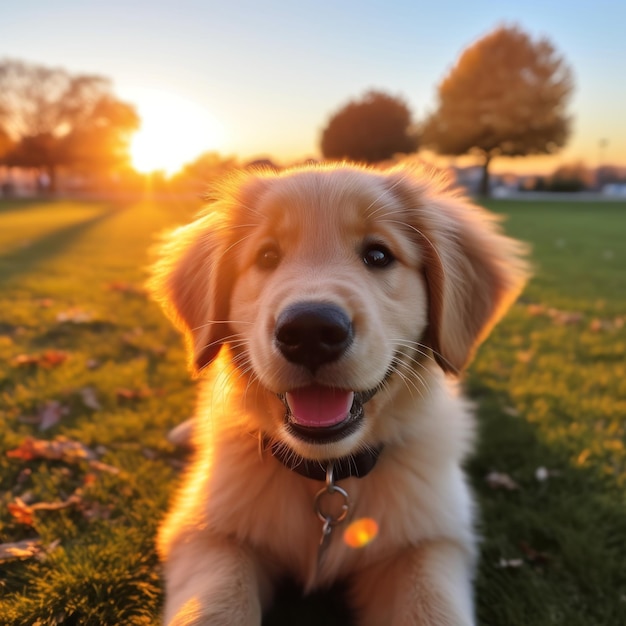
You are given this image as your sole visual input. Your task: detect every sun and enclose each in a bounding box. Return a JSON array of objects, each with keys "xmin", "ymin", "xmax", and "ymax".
[{"xmin": 127, "ymin": 88, "xmax": 226, "ymax": 176}]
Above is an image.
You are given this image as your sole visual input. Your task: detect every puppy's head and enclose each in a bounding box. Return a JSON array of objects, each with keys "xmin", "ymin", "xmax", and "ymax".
[{"xmin": 150, "ymin": 164, "xmax": 528, "ymax": 459}]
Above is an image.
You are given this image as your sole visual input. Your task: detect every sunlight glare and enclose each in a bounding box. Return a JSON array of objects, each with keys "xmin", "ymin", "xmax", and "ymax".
[
  {"xmin": 128, "ymin": 88, "xmax": 226, "ymax": 176},
  {"xmin": 343, "ymin": 517, "xmax": 379, "ymax": 549}
]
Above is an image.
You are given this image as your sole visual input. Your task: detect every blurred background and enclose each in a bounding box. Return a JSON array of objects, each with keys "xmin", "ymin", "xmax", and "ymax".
[
  {"xmin": 1, "ymin": 4, "xmax": 625, "ymax": 624},
  {"xmin": 1, "ymin": 0, "xmax": 625, "ymax": 198}
]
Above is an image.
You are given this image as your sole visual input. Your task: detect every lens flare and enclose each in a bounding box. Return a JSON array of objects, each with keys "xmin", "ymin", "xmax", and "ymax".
[{"xmin": 343, "ymin": 518, "xmax": 379, "ymax": 549}]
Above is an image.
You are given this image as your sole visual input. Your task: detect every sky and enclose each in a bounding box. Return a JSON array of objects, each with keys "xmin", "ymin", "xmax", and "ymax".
[{"xmin": 2, "ymin": 0, "xmax": 626, "ymax": 174}]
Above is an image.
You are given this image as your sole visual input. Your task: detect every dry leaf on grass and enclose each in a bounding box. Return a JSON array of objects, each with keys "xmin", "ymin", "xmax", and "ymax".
[
  {"xmin": 7, "ymin": 436, "xmax": 120, "ymax": 475},
  {"xmin": 80, "ymin": 387, "xmax": 102, "ymax": 411},
  {"xmin": 38, "ymin": 401, "xmax": 70, "ymax": 431},
  {"xmin": 18, "ymin": 401, "xmax": 71, "ymax": 431},
  {"xmin": 497, "ymin": 557, "xmax": 524, "ymax": 569},
  {"xmin": 56, "ymin": 308, "xmax": 92, "ymax": 324},
  {"xmin": 0, "ymin": 538, "xmax": 60, "ymax": 563},
  {"xmin": 485, "ymin": 471, "xmax": 520, "ymax": 491},
  {"xmin": 7, "ymin": 437, "xmax": 96, "ymax": 463},
  {"xmin": 526, "ymin": 303, "xmax": 584, "ymax": 326},
  {"xmin": 87, "ymin": 459, "xmax": 120, "ymax": 474},
  {"xmin": 0, "ymin": 538, "xmax": 43, "ymax": 562},
  {"xmin": 8, "ymin": 493, "xmax": 83, "ymax": 526},
  {"xmin": 589, "ymin": 317, "xmax": 625, "ymax": 332},
  {"xmin": 106, "ymin": 281, "xmax": 147, "ymax": 296},
  {"xmin": 116, "ymin": 387, "xmax": 162, "ymax": 402},
  {"xmin": 520, "ymin": 541, "xmax": 551, "ymax": 566},
  {"xmin": 12, "ymin": 350, "xmax": 69, "ymax": 368}
]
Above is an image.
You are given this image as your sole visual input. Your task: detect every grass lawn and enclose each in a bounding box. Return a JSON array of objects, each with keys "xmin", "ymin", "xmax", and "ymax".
[{"xmin": 0, "ymin": 195, "xmax": 625, "ymax": 625}]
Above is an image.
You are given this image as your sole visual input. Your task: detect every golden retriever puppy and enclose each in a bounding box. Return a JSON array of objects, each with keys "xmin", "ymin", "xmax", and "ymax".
[{"xmin": 150, "ymin": 163, "xmax": 528, "ymax": 625}]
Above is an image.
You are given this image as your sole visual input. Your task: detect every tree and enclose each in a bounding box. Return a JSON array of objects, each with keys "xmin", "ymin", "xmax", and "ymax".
[
  {"xmin": 421, "ymin": 25, "xmax": 574, "ymax": 196},
  {"xmin": 321, "ymin": 90, "xmax": 417, "ymax": 163},
  {"xmin": 0, "ymin": 126, "xmax": 12, "ymax": 159},
  {"xmin": 0, "ymin": 59, "xmax": 139, "ymax": 190}
]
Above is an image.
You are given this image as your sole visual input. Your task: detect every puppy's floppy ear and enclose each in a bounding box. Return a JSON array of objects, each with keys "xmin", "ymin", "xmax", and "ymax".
[
  {"xmin": 388, "ymin": 169, "xmax": 529, "ymax": 374},
  {"xmin": 148, "ymin": 214, "xmax": 232, "ymax": 376}
]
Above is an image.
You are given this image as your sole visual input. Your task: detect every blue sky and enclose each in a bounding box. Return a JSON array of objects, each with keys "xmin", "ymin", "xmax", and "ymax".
[{"xmin": 2, "ymin": 0, "xmax": 625, "ymax": 172}]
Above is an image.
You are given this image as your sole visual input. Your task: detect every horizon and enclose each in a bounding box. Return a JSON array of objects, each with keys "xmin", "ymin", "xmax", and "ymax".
[{"xmin": 2, "ymin": 1, "xmax": 625, "ymax": 176}]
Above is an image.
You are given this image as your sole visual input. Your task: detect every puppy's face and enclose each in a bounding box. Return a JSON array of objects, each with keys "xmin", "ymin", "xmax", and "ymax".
[
  {"xmin": 228, "ymin": 169, "xmax": 429, "ymax": 458},
  {"xmin": 151, "ymin": 165, "xmax": 527, "ymax": 462}
]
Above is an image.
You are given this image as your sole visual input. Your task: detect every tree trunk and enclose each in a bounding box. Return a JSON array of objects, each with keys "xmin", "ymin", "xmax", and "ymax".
[
  {"xmin": 479, "ymin": 154, "xmax": 492, "ymax": 197},
  {"xmin": 47, "ymin": 165, "xmax": 57, "ymax": 194}
]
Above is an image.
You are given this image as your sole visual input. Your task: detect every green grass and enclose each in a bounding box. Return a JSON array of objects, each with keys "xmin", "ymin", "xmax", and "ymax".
[{"xmin": 0, "ymin": 196, "xmax": 625, "ymax": 625}]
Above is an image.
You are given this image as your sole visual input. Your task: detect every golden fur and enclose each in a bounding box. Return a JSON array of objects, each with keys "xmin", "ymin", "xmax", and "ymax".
[{"xmin": 150, "ymin": 163, "xmax": 528, "ymax": 625}]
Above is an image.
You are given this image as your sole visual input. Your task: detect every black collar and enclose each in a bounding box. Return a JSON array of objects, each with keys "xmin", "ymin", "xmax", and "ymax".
[{"xmin": 265, "ymin": 439, "xmax": 383, "ymax": 481}]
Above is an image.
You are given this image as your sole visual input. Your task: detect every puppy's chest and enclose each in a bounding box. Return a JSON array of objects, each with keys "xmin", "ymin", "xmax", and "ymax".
[{"xmin": 231, "ymin": 470, "xmax": 395, "ymax": 586}]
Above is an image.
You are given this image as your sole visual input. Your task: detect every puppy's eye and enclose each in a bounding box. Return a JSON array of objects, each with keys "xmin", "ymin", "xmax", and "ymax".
[
  {"xmin": 256, "ymin": 245, "xmax": 281, "ymax": 269},
  {"xmin": 362, "ymin": 243, "xmax": 395, "ymax": 269}
]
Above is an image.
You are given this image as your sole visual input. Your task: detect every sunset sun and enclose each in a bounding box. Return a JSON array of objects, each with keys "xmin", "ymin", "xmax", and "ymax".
[{"xmin": 128, "ymin": 88, "xmax": 226, "ymax": 175}]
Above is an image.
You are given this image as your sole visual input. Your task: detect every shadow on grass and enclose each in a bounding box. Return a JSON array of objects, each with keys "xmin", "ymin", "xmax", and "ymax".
[
  {"xmin": 0, "ymin": 207, "xmax": 120, "ymax": 287},
  {"xmin": 467, "ymin": 378, "xmax": 626, "ymax": 626},
  {"xmin": 0, "ymin": 198, "xmax": 86, "ymax": 214}
]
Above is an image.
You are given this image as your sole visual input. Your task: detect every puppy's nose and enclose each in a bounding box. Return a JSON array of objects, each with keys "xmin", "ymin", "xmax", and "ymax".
[{"xmin": 275, "ymin": 302, "xmax": 353, "ymax": 373}]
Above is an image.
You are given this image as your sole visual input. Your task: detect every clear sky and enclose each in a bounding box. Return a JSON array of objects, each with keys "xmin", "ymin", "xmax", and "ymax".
[{"xmin": 2, "ymin": 0, "xmax": 625, "ymax": 174}]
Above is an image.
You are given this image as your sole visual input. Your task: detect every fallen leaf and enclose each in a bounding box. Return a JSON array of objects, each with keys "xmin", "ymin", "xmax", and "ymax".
[
  {"xmin": 527, "ymin": 303, "xmax": 545, "ymax": 316},
  {"xmin": 38, "ymin": 401, "xmax": 70, "ymax": 431},
  {"xmin": 18, "ymin": 401, "xmax": 70, "ymax": 431},
  {"xmin": 550, "ymin": 309, "xmax": 583, "ymax": 325},
  {"xmin": 7, "ymin": 437, "xmax": 96, "ymax": 463},
  {"xmin": 80, "ymin": 500, "xmax": 114, "ymax": 521},
  {"xmin": 486, "ymin": 471, "xmax": 520, "ymax": 491},
  {"xmin": 8, "ymin": 497, "xmax": 35, "ymax": 526},
  {"xmin": 83, "ymin": 473, "xmax": 98, "ymax": 486},
  {"xmin": 56, "ymin": 309, "xmax": 92, "ymax": 324},
  {"xmin": 526, "ymin": 303, "xmax": 584, "ymax": 325},
  {"xmin": 40, "ymin": 350, "xmax": 69, "ymax": 367},
  {"xmin": 589, "ymin": 318, "xmax": 604, "ymax": 332},
  {"xmin": 0, "ymin": 538, "xmax": 60, "ymax": 563},
  {"xmin": 16, "ymin": 467, "xmax": 32, "ymax": 485},
  {"xmin": 87, "ymin": 459, "xmax": 120, "ymax": 475},
  {"xmin": 520, "ymin": 541, "xmax": 551, "ymax": 566},
  {"xmin": 116, "ymin": 387, "xmax": 160, "ymax": 402},
  {"xmin": 497, "ymin": 558, "xmax": 524, "ymax": 569},
  {"xmin": 106, "ymin": 281, "xmax": 147, "ymax": 296},
  {"xmin": 12, "ymin": 354, "xmax": 41, "ymax": 367},
  {"xmin": 8, "ymin": 490, "xmax": 91, "ymax": 527},
  {"xmin": 12, "ymin": 350, "xmax": 68, "ymax": 368},
  {"xmin": 0, "ymin": 538, "xmax": 43, "ymax": 562},
  {"xmin": 80, "ymin": 387, "xmax": 102, "ymax": 411}
]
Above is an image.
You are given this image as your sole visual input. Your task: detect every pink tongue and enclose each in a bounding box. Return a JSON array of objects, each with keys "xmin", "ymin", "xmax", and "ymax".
[{"xmin": 286, "ymin": 386, "xmax": 354, "ymax": 428}]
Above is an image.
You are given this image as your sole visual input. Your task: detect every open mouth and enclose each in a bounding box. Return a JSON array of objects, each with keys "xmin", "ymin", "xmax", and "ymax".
[{"xmin": 278, "ymin": 385, "xmax": 377, "ymax": 444}]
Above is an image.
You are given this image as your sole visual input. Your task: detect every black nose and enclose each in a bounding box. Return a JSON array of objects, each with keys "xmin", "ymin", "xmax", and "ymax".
[{"xmin": 275, "ymin": 302, "xmax": 353, "ymax": 373}]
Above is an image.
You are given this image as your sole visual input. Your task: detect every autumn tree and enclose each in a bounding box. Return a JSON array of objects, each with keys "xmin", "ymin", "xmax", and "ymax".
[
  {"xmin": 0, "ymin": 59, "xmax": 139, "ymax": 190},
  {"xmin": 321, "ymin": 90, "xmax": 418, "ymax": 163},
  {"xmin": 421, "ymin": 25, "xmax": 574, "ymax": 196}
]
